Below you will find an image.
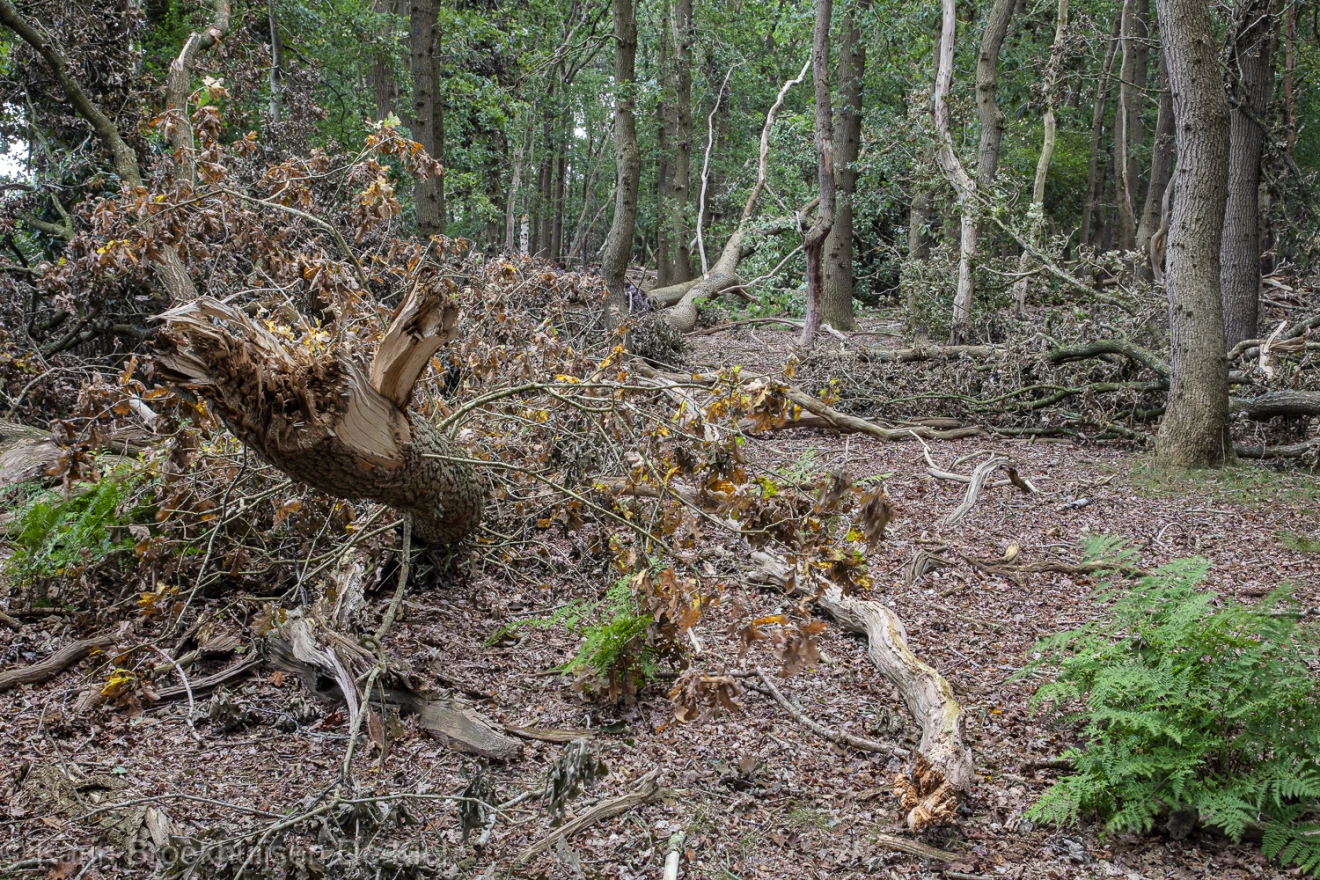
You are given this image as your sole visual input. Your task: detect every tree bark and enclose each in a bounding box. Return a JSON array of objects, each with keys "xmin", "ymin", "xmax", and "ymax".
[
  {"xmin": 1114, "ymin": 0, "xmax": 1150, "ymax": 251},
  {"xmin": 975, "ymin": 0, "xmax": 1017, "ymax": 190},
  {"xmin": 1011, "ymin": 0, "xmax": 1068, "ymax": 315},
  {"xmin": 601, "ymin": 0, "xmax": 640, "ymax": 327},
  {"xmin": 1136, "ymin": 51, "xmax": 1174, "ymax": 279},
  {"xmin": 936, "ymin": 0, "xmax": 1006, "ymax": 343},
  {"xmin": 822, "ymin": 0, "xmax": 868, "ymax": 332},
  {"xmin": 157, "ymin": 283, "xmax": 484, "ymax": 546},
  {"xmin": 1221, "ymin": 0, "xmax": 1277, "ymax": 350},
  {"xmin": 667, "ymin": 0, "xmax": 694, "ymax": 285},
  {"xmin": 371, "ymin": 0, "xmax": 401, "ymax": 121},
  {"xmin": 267, "ymin": 0, "xmax": 285, "ymax": 124},
  {"xmin": 655, "ymin": 1, "xmax": 673, "ymax": 288},
  {"xmin": 1153, "ymin": 0, "xmax": 1233, "ymax": 468},
  {"xmin": 409, "ymin": 0, "xmax": 444, "ymax": 236},
  {"xmin": 1081, "ymin": 10, "xmax": 1122, "ymax": 248},
  {"xmin": 798, "ymin": 0, "xmax": 835, "ymax": 348}
]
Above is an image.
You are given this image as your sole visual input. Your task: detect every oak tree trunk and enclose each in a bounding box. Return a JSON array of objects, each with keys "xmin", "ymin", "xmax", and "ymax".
[
  {"xmin": 1221, "ymin": 0, "xmax": 1277, "ymax": 350},
  {"xmin": 667, "ymin": 0, "xmax": 694, "ymax": 285},
  {"xmin": 157, "ymin": 283, "xmax": 484, "ymax": 546},
  {"xmin": 1154, "ymin": 0, "xmax": 1233, "ymax": 468}
]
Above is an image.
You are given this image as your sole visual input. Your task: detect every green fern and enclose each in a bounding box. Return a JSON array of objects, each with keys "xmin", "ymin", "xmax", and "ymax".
[
  {"xmin": 4, "ymin": 464, "xmax": 151, "ymax": 585},
  {"xmin": 1022, "ymin": 540, "xmax": 1320, "ymax": 874}
]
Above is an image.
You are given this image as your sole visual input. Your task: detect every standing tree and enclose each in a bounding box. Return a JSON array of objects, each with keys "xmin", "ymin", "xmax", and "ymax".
[
  {"xmin": 410, "ymin": 0, "xmax": 445, "ymax": 236},
  {"xmin": 1221, "ymin": 0, "xmax": 1279, "ymax": 349},
  {"xmin": 821, "ymin": 0, "xmax": 869, "ymax": 332},
  {"xmin": 602, "ymin": 0, "xmax": 641, "ymax": 326},
  {"xmin": 798, "ymin": 0, "xmax": 835, "ymax": 348},
  {"xmin": 1154, "ymin": 0, "xmax": 1233, "ymax": 467}
]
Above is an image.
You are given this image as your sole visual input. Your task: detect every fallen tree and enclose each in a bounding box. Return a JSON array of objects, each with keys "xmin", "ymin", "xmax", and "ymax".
[{"xmin": 155, "ymin": 278, "xmax": 484, "ymax": 546}]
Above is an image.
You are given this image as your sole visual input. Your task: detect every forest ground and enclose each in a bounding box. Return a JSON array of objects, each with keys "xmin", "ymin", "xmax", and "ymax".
[{"xmin": 3, "ymin": 319, "xmax": 1318, "ymax": 880}]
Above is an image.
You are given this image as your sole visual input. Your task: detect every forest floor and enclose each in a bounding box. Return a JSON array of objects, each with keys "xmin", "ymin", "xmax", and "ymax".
[{"xmin": 3, "ymin": 318, "xmax": 1320, "ymax": 880}]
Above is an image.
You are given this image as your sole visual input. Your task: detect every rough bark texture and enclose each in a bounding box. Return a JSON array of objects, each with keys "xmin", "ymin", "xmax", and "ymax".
[
  {"xmin": 1115, "ymin": 0, "xmax": 1150, "ymax": 251},
  {"xmin": 601, "ymin": 0, "xmax": 640, "ymax": 327},
  {"xmin": 409, "ymin": 0, "xmax": 445, "ymax": 237},
  {"xmin": 156, "ymin": 284, "xmax": 484, "ymax": 545},
  {"xmin": 975, "ymin": 0, "xmax": 1016, "ymax": 191},
  {"xmin": 1081, "ymin": 10, "xmax": 1122, "ymax": 248},
  {"xmin": 821, "ymin": 0, "xmax": 867, "ymax": 332},
  {"xmin": 1154, "ymin": 0, "xmax": 1233, "ymax": 468},
  {"xmin": 1136, "ymin": 53, "xmax": 1175, "ymax": 278},
  {"xmin": 655, "ymin": 3, "xmax": 673, "ymax": 288},
  {"xmin": 667, "ymin": 0, "xmax": 694, "ymax": 285},
  {"xmin": 1221, "ymin": 0, "xmax": 1277, "ymax": 349},
  {"xmin": 798, "ymin": 0, "xmax": 835, "ymax": 349},
  {"xmin": 267, "ymin": 0, "xmax": 285, "ymax": 123},
  {"xmin": 371, "ymin": 0, "xmax": 401, "ymax": 120}
]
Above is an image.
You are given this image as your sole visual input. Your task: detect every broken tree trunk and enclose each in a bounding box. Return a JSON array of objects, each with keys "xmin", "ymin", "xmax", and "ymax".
[{"xmin": 155, "ymin": 277, "xmax": 484, "ymax": 546}]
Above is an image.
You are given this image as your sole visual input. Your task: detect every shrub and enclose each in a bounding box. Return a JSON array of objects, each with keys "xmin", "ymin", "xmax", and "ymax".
[{"xmin": 1023, "ymin": 538, "xmax": 1320, "ymax": 875}]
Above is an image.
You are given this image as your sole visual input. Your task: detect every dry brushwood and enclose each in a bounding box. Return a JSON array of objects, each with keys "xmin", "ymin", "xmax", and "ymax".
[
  {"xmin": 154, "ymin": 282, "xmax": 484, "ymax": 546},
  {"xmin": 894, "ymin": 752, "xmax": 960, "ymax": 831},
  {"xmin": 264, "ymin": 610, "xmax": 520, "ymax": 760},
  {"xmin": 0, "ymin": 634, "xmax": 115, "ymax": 693},
  {"xmin": 515, "ymin": 768, "xmax": 663, "ymax": 866},
  {"xmin": 748, "ymin": 551, "xmax": 974, "ymax": 811}
]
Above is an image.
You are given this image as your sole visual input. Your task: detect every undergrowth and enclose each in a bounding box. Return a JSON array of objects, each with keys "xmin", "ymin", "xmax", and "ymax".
[
  {"xmin": 4, "ymin": 463, "xmax": 152, "ymax": 587},
  {"xmin": 1022, "ymin": 537, "xmax": 1320, "ymax": 875}
]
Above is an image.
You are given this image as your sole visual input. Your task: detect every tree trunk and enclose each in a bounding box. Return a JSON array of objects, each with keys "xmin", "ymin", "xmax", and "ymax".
[
  {"xmin": 798, "ymin": 0, "xmax": 835, "ymax": 348},
  {"xmin": 1153, "ymin": 0, "xmax": 1233, "ymax": 468},
  {"xmin": 1113, "ymin": 0, "xmax": 1148, "ymax": 252},
  {"xmin": 409, "ymin": 0, "xmax": 444, "ymax": 237},
  {"xmin": 157, "ymin": 285, "xmax": 484, "ymax": 546},
  {"xmin": 1011, "ymin": 0, "xmax": 1068, "ymax": 315},
  {"xmin": 667, "ymin": 0, "xmax": 694, "ymax": 285},
  {"xmin": 551, "ymin": 135, "xmax": 567, "ymax": 262},
  {"xmin": 1081, "ymin": 10, "xmax": 1122, "ymax": 248},
  {"xmin": 936, "ymin": 0, "xmax": 1002, "ymax": 344},
  {"xmin": 601, "ymin": 0, "xmax": 640, "ymax": 326},
  {"xmin": 267, "ymin": 0, "xmax": 285, "ymax": 124},
  {"xmin": 821, "ymin": 0, "xmax": 868, "ymax": 332},
  {"xmin": 655, "ymin": 3, "xmax": 673, "ymax": 289},
  {"xmin": 975, "ymin": 0, "xmax": 1016, "ymax": 190},
  {"xmin": 505, "ymin": 133, "xmax": 524, "ymax": 253},
  {"xmin": 1221, "ymin": 0, "xmax": 1277, "ymax": 350},
  {"xmin": 1135, "ymin": 51, "xmax": 1174, "ymax": 279},
  {"xmin": 371, "ymin": 0, "xmax": 400, "ymax": 121}
]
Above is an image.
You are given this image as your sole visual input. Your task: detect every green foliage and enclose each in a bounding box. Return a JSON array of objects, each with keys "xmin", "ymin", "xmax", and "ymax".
[
  {"xmin": 4, "ymin": 464, "xmax": 151, "ymax": 584},
  {"xmin": 488, "ymin": 575, "xmax": 661, "ymax": 701},
  {"xmin": 1023, "ymin": 538, "xmax": 1320, "ymax": 874}
]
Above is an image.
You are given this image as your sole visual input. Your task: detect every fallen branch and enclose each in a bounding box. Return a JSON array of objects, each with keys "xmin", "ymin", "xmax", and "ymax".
[
  {"xmin": 749, "ymin": 552, "xmax": 974, "ymax": 807},
  {"xmin": 754, "ymin": 667, "xmax": 896, "ymax": 754},
  {"xmin": 870, "ymin": 832, "xmax": 960, "ymax": 862},
  {"xmin": 780, "ymin": 386, "xmax": 984, "ymax": 442},
  {"xmin": 1044, "ymin": 339, "xmax": 1170, "ymax": 377},
  {"xmin": 515, "ymin": 768, "xmax": 662, "ymax": 866},
  {"xmin": 860, "ymin": 344, "xmax": 1003, "ymax": 365},
  {"xmin": 0, "ymin": 634, "xmax": 114, "ymax": 694},
  {"xmin": 944, "ymin": 457, "xmax": 1035, "ymax": 525}
]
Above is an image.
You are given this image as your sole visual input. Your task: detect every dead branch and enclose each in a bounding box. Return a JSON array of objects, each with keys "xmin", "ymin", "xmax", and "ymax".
[
  {"xmin": 860, "ymin": 344, "xmax": 1003, "ymax": 364},
  {"xmin": 944, "ymin": 457, "xmax": 1035, "ymax": 525},
  {"xmin": 265, "ymin": 610, "xmax": 521, "ymax": 760},
  {"xmin": 0, "ymin": 634, "xmax": 114, "ymax": 694},
  {"xmin": 871, "ymin": 832, "xmax": 960, "ymax": 862},
  {"xmin": 515, "ymin": 769, "xmax": 663, "ymax": 866},
  {"xmin": 653, "ymin": 57, "xmax": 811, "ymax": 332},
  {"xmin": 749, "ymin": 551, "xmax": 974, "ymax": 805},
  {"xmin": 164, "ymin": 0, "xmax": 231, "ymax": 184},
  {"xmin": 779, "ymin": 386, "xmax": 984, "ymax": 441},
  {"xmin": 155, "ymin": 654, "xmax": 260, "ymax": 701},
  {"xmin": 753, "ymin": 667, "xmax": 896, "ymax": 754},
  {"xmin": 1044, "ymin": 339, "xmax": 1170, "ymax": 377}
]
